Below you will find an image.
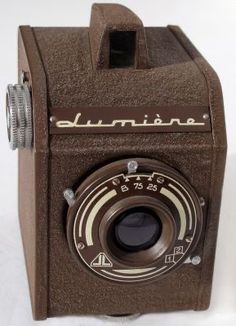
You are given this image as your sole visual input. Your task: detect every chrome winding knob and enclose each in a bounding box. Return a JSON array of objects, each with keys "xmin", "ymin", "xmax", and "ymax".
[{"xmin": 6, "ymin": 84, "xmax": 33, "ymax": 150}]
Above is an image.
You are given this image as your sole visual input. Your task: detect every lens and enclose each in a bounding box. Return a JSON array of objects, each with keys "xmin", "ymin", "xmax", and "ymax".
[{"xmin": 113, "ymin": 207, "xmax": 162, "ymax": 252}]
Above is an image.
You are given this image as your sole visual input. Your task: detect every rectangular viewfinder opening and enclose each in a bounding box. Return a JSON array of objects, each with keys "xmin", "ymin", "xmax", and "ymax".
[{"xmin": 109, "ymin": 31, "xmax": 136, "ymax": 68}]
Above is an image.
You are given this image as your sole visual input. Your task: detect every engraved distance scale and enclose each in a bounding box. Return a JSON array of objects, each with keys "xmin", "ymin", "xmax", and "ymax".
[{"xmin": 68, "ymin": 159, "xmax": 203, "ymax": 283}]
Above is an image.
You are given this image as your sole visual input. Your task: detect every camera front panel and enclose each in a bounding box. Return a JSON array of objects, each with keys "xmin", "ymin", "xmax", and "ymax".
[{"xmin": 48, "ymin": 132, "xmax": 212, "ymax": 315}]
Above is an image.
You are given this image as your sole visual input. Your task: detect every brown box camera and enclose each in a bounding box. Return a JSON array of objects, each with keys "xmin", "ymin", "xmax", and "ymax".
[{"xmin": 6, "ymin": 3, "xmax": 227, "ymax": 320}]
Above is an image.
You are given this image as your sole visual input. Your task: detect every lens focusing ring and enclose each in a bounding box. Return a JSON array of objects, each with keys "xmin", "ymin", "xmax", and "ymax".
[
  {"xmin": 100, "ymin": 196, "xmax": 176, "ymax": 267},
  {"xmin": 6, "ymin": 84, "xmax": 33, "ymax": 150}
]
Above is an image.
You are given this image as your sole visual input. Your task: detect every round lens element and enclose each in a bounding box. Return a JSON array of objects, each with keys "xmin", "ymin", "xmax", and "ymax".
[{"xmin": 113, "ymin": 207, "xmax": 162, "ymax": 252}]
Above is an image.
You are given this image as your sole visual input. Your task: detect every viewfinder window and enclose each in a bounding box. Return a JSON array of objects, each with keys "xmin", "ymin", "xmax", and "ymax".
[{"xmin": 109, "ymin": 31, "xmax": 136, "ymax": 68}]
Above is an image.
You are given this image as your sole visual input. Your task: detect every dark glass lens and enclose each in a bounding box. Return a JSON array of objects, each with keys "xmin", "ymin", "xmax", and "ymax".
[{"xmin": 113, "ymin": 207, "xmax": 162, "ymax": 252}]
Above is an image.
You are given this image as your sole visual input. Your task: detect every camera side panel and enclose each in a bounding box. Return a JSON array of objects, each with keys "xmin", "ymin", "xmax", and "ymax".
[{"xmin": 18, "ymin": 26, "xmax": 49, "ymax": 320}]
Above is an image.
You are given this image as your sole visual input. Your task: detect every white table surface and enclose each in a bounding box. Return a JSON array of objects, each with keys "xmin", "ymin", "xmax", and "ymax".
[{"xmin": 0, "ymin": 0, "xmax": 236, "ymax": 325}]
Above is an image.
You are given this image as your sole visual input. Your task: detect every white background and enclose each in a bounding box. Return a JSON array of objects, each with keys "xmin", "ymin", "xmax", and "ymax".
[{"xmin": 0, "ymin": 0, "xmax": 236, "ymax": 325}]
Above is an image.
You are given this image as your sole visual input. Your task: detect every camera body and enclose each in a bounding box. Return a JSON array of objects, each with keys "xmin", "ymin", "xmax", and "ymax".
[{"xmin": 8, "ymin": 4, "xmax": 226, "ymax": 320}]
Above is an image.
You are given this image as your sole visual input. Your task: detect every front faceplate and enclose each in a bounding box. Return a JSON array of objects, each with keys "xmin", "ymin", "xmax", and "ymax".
[{"xmin": 67, "ymin": 158, "xmax": 203, "ymax": 283}]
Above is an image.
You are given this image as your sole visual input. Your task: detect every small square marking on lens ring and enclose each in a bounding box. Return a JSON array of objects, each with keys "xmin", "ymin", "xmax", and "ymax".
[
  {"xmin": 174, "ymin": 246, "xmax": 184, "ymax": 255},
  {"xmin": 165, "ymin": 254, "xmax": 175, "ymax": 264}
]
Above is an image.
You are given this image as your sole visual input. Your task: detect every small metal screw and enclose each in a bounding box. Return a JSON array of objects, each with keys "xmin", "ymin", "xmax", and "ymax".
[
  {"xmin": 112, "ymin": 178, "xmax": 120, "ymax": 186},
  {"xmin": 185, "ymin": 235, "xmax": 192, "ymax": 243},
  {"xmin": 63, "ymin": 188, "xmax": 76, "ymax": 207},
  {"xmin": 191, "ymin": 256, "xmax": 201, "ymax": 265},
  {"xmin": 77, "ymin": 242, "xmax": 85, "ymax": 250},
  {"xmin": 127, "ymin": 160, "xmax": 138, "ymax": 174},
  {"xmin": 203, "ymin": 113, "xmax": 209, "ymax": 120},
  {"xmin": 157, "ymin": 176, "xmax": 165, "ymax": 184},
  {"xmin": 199, "ymin": 197, "xmax": 205, "ymax": 207},
  {"xmin": 50, "ymin": 116, "xmax": 57, "ymax": 124}
]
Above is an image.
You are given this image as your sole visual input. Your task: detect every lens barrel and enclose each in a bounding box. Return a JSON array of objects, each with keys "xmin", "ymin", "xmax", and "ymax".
[{"xmin": 113, "ymin": 207, "xmax": 162, "ymax": 252}]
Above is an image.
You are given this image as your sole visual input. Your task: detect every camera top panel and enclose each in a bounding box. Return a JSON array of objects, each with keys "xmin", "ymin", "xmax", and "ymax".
[{"xmin": 30, "ymin": 4, "xmax": 209, "ymax": 110}]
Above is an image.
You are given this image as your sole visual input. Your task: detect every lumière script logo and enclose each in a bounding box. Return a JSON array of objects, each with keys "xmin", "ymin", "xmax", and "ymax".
[{"xmin": 55, "ymin": 113, "xmax": 206, "ymax": 128}]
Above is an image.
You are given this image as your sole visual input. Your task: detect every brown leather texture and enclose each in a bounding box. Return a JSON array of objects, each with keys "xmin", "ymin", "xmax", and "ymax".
[{"xmin": 17, "ymin": 4, "xmax": 227, "ymax": 320}]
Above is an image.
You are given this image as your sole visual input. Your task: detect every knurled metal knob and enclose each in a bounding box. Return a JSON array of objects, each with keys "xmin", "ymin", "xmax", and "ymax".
[{"xmin": 6, "ymin": 84, "xmax": 33, "ymax": 150}]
